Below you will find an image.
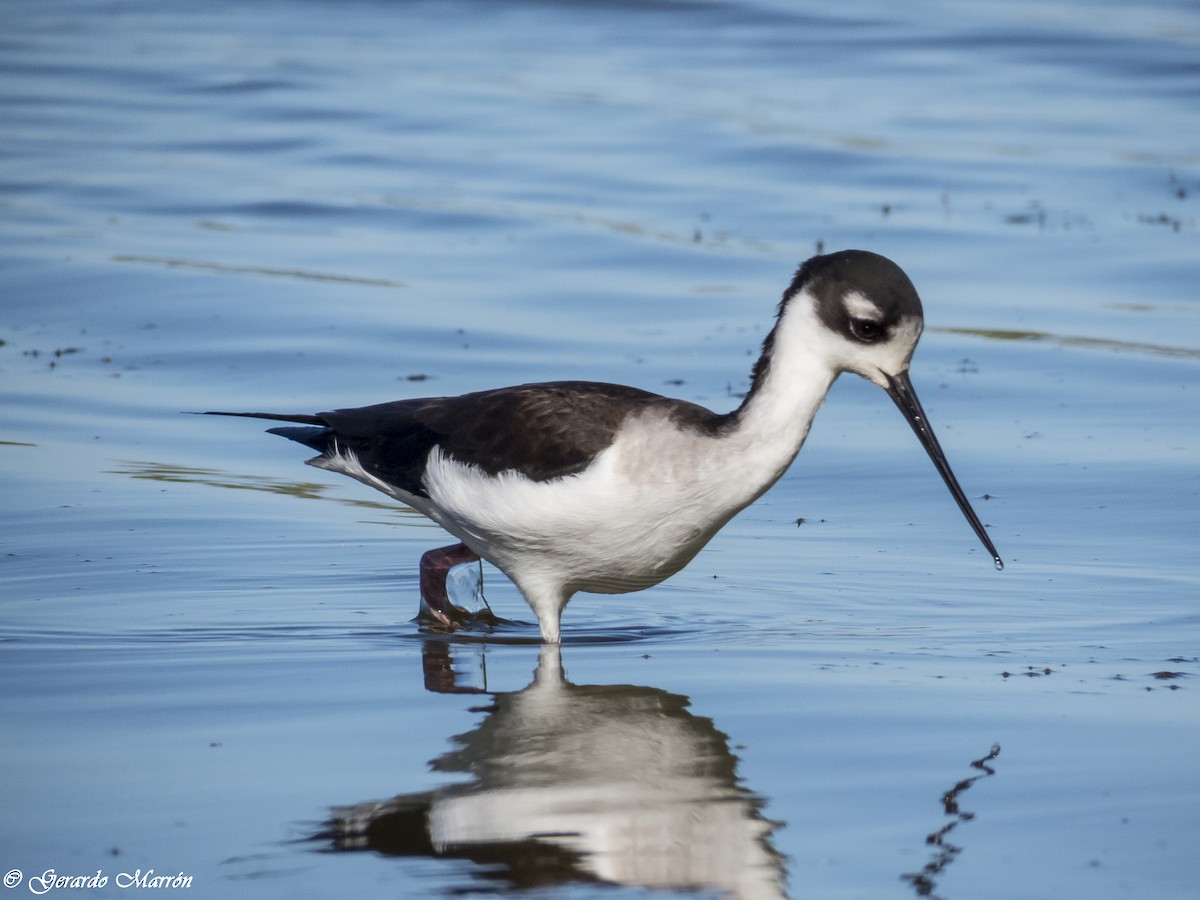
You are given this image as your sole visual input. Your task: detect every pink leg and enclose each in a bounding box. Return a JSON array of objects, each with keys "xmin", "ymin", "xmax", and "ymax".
[{"xmin": 418, "ymin": 542, "xmax": 481, "ymax": 628}]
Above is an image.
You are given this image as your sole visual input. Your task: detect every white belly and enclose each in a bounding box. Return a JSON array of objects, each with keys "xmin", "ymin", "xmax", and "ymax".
[
  {"xmin": 317, "ymin": 404, "xmax": 801, "ymax": 603},
  {"xmin": 416, "ymin": 415, "xmax": 787, "ymax": 597},
  {"xmin": 416, "ymin": 456, "xmax": 719, "ymax": 595}
]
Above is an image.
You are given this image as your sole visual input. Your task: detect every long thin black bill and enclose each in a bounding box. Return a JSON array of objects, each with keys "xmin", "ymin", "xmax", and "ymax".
[{"xmin": 885, "ymin": 371, "xmax": 1003, "ymax": 570}]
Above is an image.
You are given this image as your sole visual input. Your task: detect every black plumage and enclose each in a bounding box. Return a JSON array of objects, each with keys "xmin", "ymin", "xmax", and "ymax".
[{"xmin": 207, "ymin": 381, "xmax": 732, "ymax": 498}]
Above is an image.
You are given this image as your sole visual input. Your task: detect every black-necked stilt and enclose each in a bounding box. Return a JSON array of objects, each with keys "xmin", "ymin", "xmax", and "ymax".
[{"xmin": 207, "ymin": 250, "xmax": 1002, "ymax": 642}]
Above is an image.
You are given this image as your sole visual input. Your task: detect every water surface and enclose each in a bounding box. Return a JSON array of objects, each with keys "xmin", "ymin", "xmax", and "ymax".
[{"xmin": 2, "ymin": 1, "xmax": 1198, "ymax": 898}]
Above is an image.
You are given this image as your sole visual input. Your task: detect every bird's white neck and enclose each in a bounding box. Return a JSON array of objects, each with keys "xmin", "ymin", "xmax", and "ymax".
[{"xmin": 726, "ymin": 291, "xmax": 840, "ymax": 488}]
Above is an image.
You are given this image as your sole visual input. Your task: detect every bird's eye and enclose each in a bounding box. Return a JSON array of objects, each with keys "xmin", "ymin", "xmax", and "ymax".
[{"xmin": 850, "ymin": 318, "xmax": 882, "ymax": 342}]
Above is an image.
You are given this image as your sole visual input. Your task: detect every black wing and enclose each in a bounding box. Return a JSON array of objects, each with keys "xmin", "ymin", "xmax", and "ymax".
[{"xmin": 207, "ymin": 381, "xmax": 722, "ymax": 498}]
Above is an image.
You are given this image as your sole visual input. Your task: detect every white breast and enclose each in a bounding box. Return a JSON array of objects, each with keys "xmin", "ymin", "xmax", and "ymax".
[{"xmin": 417, "ymin": 406, "xmax": 800, "ymax": 597}]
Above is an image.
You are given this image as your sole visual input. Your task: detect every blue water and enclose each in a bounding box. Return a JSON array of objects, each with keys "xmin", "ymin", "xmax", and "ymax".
[{"xmin": 3, "ymin": 1, "xmax": 1198, "ymax": 898}]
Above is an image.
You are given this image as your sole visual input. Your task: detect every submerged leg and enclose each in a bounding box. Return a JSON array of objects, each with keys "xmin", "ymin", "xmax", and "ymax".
[{"xmin": 418, "ymin": 542, "xmax": 481, "ymax": 628}]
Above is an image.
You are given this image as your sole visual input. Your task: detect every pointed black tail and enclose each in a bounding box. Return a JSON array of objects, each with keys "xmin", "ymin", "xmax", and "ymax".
[
  {"xmin": 201, "ymin": 410, "xmax": 327, "ymax": 426},
  {"xmin": 199, "ymin": 411, "xmax": 333, "ymax": 453}
]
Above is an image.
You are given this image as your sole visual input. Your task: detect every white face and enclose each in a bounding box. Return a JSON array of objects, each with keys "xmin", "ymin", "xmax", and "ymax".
[{"xmin": 832, "ymin": 290, "xmax": 924, "ymax": 388}]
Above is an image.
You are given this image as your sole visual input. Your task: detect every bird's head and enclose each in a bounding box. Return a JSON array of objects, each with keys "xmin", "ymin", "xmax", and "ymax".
[{"xmin": 781, "ymin": 249, "xmax": 1003, "ymax": 569}]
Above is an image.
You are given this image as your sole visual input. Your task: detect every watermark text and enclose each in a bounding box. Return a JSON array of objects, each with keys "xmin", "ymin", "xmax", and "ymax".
[{"xmin": 4, "ymin": 869, "xmax": 193, "ymax": 893}]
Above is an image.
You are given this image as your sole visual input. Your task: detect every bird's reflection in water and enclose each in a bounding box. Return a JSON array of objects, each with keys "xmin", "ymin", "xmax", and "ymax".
[{"xmin": 321, "ymin": 642, "xmax": 787, "ymax": 899}]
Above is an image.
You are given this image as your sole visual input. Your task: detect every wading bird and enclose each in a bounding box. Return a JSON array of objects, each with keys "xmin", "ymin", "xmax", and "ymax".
[{"xmin": 207, "ymin": 250, "xmax": 1002, "ymax": 642}]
